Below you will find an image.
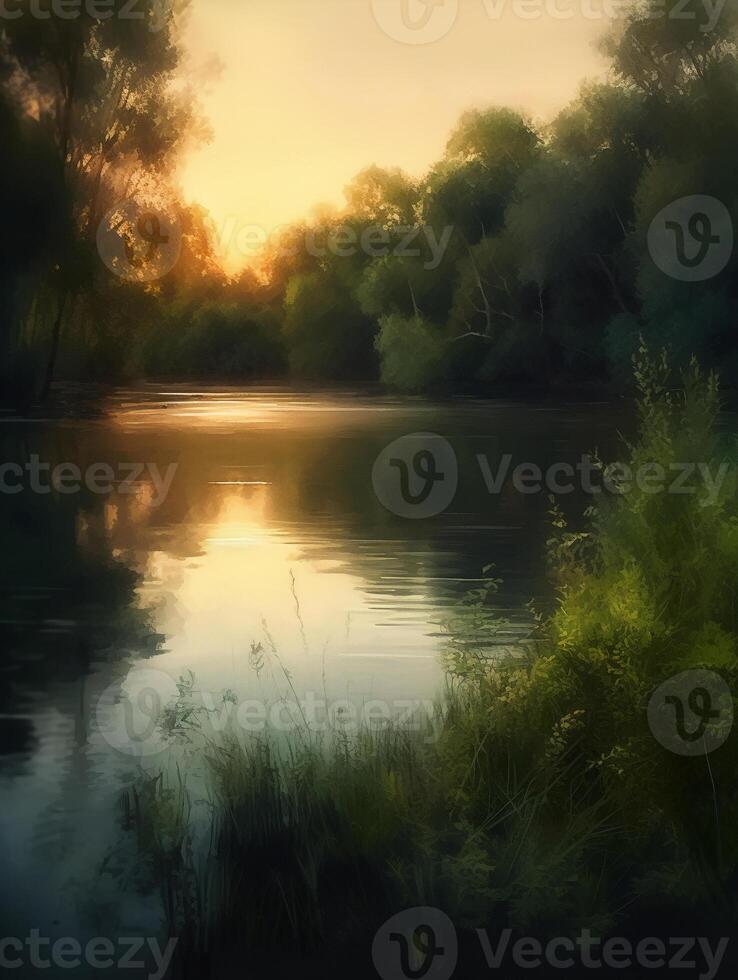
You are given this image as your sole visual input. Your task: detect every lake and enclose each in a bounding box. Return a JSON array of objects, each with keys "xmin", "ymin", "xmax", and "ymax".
[{"xmin": 0, "ymin": 387, "xmax": 628, "ymax": 951}]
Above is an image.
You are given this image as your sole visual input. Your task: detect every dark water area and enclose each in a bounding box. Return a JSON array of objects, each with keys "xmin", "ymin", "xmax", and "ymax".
[{"xmin": 0, "ymin": 386, "xmax": 632, "ymax": 966}]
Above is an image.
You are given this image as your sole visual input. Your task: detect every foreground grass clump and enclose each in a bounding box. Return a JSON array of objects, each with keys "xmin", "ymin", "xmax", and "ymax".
[
  {"xmin": 129, "ymin": 350, "xmax": 738, "ymax": 974},
  {"xmin": 440, "ymin": 350, "xmax": 738, "ymax": 920}
]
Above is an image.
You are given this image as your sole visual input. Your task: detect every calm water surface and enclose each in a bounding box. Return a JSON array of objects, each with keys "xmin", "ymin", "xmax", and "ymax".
[{"xmin": 0, "ymin": 387, "xmax": 628, "ymax": 954}]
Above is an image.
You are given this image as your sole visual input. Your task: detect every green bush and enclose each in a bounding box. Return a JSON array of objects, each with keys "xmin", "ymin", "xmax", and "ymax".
[{"xmin": 375, "ymin": 313, "xmax": 448, "ymax": 393}]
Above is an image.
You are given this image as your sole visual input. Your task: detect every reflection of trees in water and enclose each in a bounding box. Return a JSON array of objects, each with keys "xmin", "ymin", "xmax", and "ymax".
[
  {"xmin": 0, "ymin": 431, "xmax": 160, "ymax": 731},
  {"xmin": 100, "ymin": 425, "xmax": 530, "ymax": 618},
  {"xmin": 0, "ymin": 401, "xmax": 629, "ymax": 714},
  {"xmin": 99, "ymin": 403, "xmax": 626, "ymax": 624},
  {"xmin": 0, "ymin": 431, "xmax": 166, "ymax": 939}
]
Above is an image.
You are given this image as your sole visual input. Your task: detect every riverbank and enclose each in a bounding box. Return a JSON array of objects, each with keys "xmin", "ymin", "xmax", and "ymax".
[{"xmin": 127, "ymin": 353, "xmax": 738, "ymax": 978}]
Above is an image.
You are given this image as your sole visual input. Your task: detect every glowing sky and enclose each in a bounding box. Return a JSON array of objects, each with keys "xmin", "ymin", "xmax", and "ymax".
[{"xmin": 177, "ymin": 0, "xmax": 614, "ymax": 270}]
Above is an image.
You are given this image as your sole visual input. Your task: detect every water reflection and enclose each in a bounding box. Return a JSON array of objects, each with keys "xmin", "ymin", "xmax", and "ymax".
[{"xmin": 0, "ymin": 387, "xmax": 628, "ymax": 952}]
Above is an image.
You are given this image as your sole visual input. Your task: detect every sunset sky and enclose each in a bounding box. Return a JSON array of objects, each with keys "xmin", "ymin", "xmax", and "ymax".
[{"xmin": 178, "ymin": 0, "xmax": 615, "ymax": 270}]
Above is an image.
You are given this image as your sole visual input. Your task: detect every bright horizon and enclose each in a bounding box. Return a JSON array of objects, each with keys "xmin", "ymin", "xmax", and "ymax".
[{"xmin": 177, "ymin": 0, "xmax": 615, "ymax": 272}]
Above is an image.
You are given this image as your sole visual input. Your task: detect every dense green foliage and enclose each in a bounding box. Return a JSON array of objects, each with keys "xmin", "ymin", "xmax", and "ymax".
[
  {"xmin": 3, "ymin": 1, "xmax": 738, "ymax": 404},
  {"xmin": 129, "ymin": 352, "xmax": 738, "ymax": 975}
]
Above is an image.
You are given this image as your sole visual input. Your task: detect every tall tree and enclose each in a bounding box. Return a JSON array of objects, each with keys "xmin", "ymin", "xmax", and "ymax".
[{"xmin": 0, "ymin": 0, "xmax": 199, "ymax": 399}]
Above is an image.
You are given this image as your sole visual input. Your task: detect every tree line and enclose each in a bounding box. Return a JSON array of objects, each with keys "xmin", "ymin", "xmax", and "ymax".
[{"xmin": 2, "ymin": 0, "xmax": 738, "ymax": 405}]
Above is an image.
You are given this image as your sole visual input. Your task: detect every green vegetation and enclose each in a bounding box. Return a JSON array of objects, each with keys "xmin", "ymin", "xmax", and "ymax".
[
  {"xmin": 3, "ymin": 2, "xmax": 738, "ymax": 405},
  {"xmin": 127, "ymin": 351, "xmax": 738, "ymax": 975}
]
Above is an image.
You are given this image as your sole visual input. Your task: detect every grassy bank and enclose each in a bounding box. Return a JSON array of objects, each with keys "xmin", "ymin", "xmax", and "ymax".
[{"xmin": 127, "ymin": 349, "xmax": 738, "ymax": 978}]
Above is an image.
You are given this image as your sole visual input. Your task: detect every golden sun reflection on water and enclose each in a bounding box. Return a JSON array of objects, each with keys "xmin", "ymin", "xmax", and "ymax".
[
  {"xmin": 133, "ymin": 485, "xmax": 442, "ymax": 708},
  {"xmin": 107, "ymin": 389, "xmax": 440, "ymax": 433}
]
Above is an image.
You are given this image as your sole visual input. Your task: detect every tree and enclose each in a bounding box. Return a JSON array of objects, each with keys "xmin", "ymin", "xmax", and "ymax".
[
  {"xmin": 0, "ymin": 0, "xmax": 201, "ymax": 399},
  {"xmin": 344, "ymin": 165, "xmax": 419, "ymax": 227},
  {"xmin": 282, "ymin": 264, "xmax": 376, "ymax": 381},
  {"xmin": 424, "ymin": 108, "xmax": 540, "ymax": 245},
  {"xmin": 0, "ymin": 92, "xmax": 67, "ymax": 407},
  {"xmin": 374, "ymin": 313, "xmax": 447, "ymax": 393}
]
